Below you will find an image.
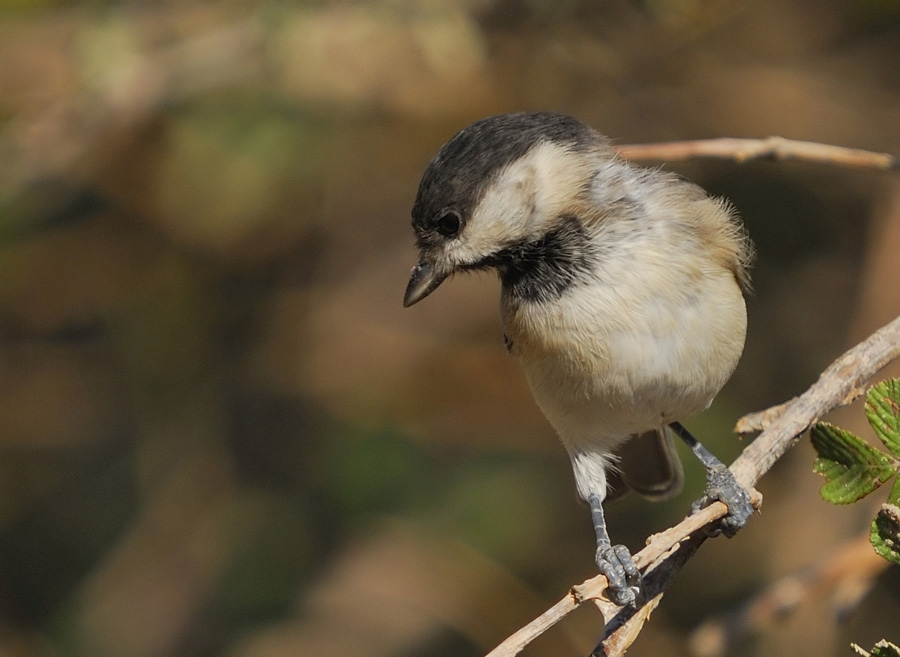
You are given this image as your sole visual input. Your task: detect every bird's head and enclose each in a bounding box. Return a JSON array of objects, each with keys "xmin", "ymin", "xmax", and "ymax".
[{"xmin": 403, "ymin": 112, "xmax": 610, "ymax": 307}]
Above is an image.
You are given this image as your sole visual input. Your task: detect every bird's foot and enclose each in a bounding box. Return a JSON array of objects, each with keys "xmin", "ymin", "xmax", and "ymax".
[
  {"xmin": 691, "ymin": 464, "xmax": 753, "ymax": 537},
  {"xmin": 595, "ymin": 542, "xmax": 642, "ymax": 607}
]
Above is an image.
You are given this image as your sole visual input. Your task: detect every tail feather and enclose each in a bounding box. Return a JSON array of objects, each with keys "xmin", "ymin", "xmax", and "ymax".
[{"xmin": 605, "ymin": 427, "xmax": 684, "ymax": 502}]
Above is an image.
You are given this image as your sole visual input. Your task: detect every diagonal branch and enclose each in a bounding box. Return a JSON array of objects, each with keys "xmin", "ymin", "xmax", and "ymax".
[
  {"xmin": 484, "ymin": 314, "xmax": 900, "ymax": 657},
  {"xmin": 615, "ymin": 137, "xmax": 899, "ymax": 171}
]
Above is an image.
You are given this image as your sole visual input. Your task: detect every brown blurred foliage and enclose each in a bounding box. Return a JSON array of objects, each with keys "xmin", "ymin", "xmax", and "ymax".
[{"xmin": 0, "ymin": 1, "xmax": 899, "ymax": 656}]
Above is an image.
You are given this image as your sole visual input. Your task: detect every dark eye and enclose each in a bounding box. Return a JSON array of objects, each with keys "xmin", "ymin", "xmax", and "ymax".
[{"xmin": 436, "ymin": 211, "xmax": 461, "ymax": 237}]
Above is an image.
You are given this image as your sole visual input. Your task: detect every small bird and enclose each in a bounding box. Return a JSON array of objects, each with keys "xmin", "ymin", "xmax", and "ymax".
[{"xmin": 403, "ymin": 112, "xmax": 754, "ymax": 606}]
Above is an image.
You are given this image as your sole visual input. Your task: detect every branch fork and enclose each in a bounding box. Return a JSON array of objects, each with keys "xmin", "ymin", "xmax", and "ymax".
[{"xmin": 485, "ymin": 314, "xmax": 900, "ymax": 657}]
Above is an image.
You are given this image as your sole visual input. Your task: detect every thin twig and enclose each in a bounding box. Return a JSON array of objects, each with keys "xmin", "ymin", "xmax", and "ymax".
[
  {"xmin": 616, "ymin": 137, "xmax": 899, "ymax": 171},
  {"xmin": 730, "ymin": 315, "xmax": 900, "ymax": 485},
  {"xmin": 484, "ymin": 314, "xmax": 900, "ymax": 657},
  {"xmin": 734, "ymin": 399, "xmax": 796, "ymax": 434}
]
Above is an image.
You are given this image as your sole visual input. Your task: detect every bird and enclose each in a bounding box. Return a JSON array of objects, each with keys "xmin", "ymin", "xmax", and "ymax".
[{"xmin": 402, "ymin": 111, "xmax": 754, "ymax": 606}]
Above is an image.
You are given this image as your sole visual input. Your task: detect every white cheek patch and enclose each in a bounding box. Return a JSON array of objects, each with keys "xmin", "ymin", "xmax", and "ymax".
[
  {"xmin": 449, "ymin": 141, "xmax": 599, "ymax": 268},
  {"xmin": 526, "ymin": 141, "xmax": 596, "ymax": 218},
  {"xmin": 451, "ymin": 165, "xmax": 535, "ymax": 267}
]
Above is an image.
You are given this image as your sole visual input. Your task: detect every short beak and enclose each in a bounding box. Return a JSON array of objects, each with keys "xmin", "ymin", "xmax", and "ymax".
[{"xmin": 403, "ymin": 259, "xmax": 449, "ymax": 307}]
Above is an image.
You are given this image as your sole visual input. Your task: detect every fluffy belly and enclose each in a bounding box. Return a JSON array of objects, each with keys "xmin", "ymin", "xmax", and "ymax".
[
  {"xmin": 505, "ymin": 273, "xmax": 747, "ymax": 451},
  {"xmin": 523, "ymin": 347, "xmax": 719, "ymax": 450}
]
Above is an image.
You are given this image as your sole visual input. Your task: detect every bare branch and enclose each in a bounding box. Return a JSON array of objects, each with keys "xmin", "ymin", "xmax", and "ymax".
[
  {"xmin": 734, "ymin": 399, "xmax": 795, "ymax": 434},
  {"xmin": 730, "ymin": 315, "xmax": 900, "ymax": 486},
  {"xmin": 484, "ymin": 314, "xmax": 900, "ymax": 657},
  {"xmin": 615, "ymin": 137, "xmax": 899, "ymax": 171}
]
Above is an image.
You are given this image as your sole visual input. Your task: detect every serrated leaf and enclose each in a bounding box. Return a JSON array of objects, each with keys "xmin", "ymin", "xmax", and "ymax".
[
  {"xmin": 854, "ymin": 642, "xmax": 900, "ymax": 657},
  {"xmin": 890, "ymin": 476, "xmax": 900, "ymax": 506},
  {"xmin": 871, "ymin": 641, "xmax": 900, "ymax": 657},
  {"xmin": 870, "ymin": 504, "xmax": 900, "ymax": 566},
  {"xmin": 810, "ymin": 422, "xmax": 896, "ymax": 504},
  {"xmin": 866, "ymin": 379, "xmax": 900, "ymax": 459}
]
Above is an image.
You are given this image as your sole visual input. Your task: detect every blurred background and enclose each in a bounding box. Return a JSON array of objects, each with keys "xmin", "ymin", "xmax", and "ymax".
[{"xmin": 1, "ymin": 1, "xmax": 899, "ymax": 656}]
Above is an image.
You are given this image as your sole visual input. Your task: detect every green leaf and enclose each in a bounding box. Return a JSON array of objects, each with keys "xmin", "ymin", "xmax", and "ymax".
[
  {"xmin": 853, "ymin": 641, "xmax": 900, "ymax": 657},
  {"xmin": 872, "ymin": 641, "xmax": 900, "ymax": 657},
  {"xmin": 866, "ymin": 378, "xmax": 900, "ymax": 459},
  {"xmin": 871, "ymin": 503, "xmax": 900, "ymax": 565},
  {"xmin": 890, "ymin": 476, "xmax": 900, "ymax": 506},
  {"xmin": 810, "ymin": 422, "xmax": 896, "ymax": 504}
]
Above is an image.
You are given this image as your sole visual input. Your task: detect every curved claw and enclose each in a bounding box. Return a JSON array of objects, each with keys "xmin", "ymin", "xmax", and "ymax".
[
  {"xmin": 692, "ymin": 464, "xmax": 754, "ymax": 537},
  {"xmin": 596, "ymin": 543, "xmax": 642, "ymax": 606}
]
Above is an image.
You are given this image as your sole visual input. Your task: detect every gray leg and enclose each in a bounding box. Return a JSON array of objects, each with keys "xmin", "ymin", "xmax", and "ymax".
[
  {"xmin": 588, "ymin": 493, "xmax": 641, "ymax": 606},
  {"xmin": 669, "ymin": 421, "xmax": 753, "ymax": 536}
]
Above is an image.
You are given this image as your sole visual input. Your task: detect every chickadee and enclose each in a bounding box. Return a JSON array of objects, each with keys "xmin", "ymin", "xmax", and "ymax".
[{"xmin": 403, "ymin": 112, "xmax": 754, "ymax": 606}]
